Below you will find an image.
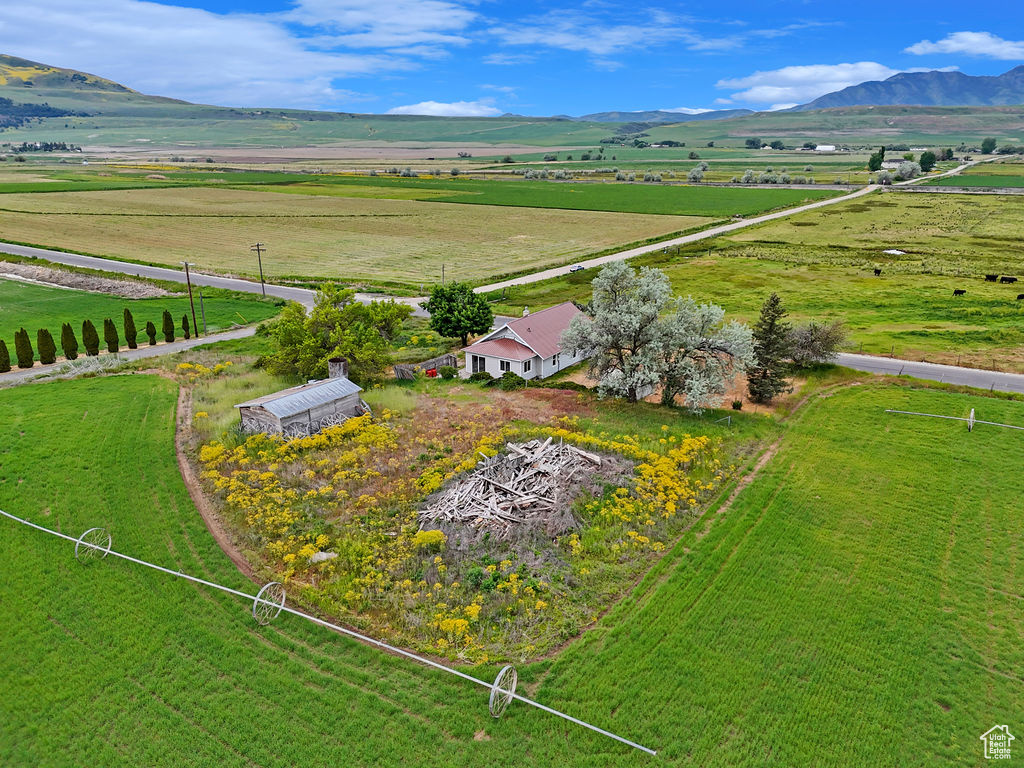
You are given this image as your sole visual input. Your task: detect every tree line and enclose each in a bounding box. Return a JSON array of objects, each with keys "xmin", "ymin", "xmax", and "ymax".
[{"xmin": 0, "ymin": 308, "xmax": 194, "ymax": 372}]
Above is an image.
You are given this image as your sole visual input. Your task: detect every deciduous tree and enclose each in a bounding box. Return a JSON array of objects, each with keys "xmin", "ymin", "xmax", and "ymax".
[
  {"xmin": 265, "ymin": 283, "xmax": 412, "ymax": 383},
  {"xmin": 421, "ymin": 282, "xmax": 494, "ymax": 348},
  {"xmin": 981, "ymin": 137, "xmax": 997, "ymax": 154},
  {"xmin": 747, "ymin": 293, "xmax": 792, "ymax": 403},
  {"xmin": 788, "ymin": 320, "xmax": 847, "ymax": 367},
  {"xmin": 919, "ymin": 150, "xmax": 937, "ymax": 172}
]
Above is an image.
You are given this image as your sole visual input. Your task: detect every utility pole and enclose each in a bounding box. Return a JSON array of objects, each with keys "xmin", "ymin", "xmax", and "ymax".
[
  {"xmin": 250, "ymin": 242, "xmax": 266, "ymax": 296},
  {"xmin": 198, "ymin": 288, "xmax": 207, "ymax": 335},
  {"xmin": 181, "ymin": 261, "xmax": 200, "ymax": 338},
  {"xmin": 441, "ymin": 263, "xmax": 445, "ymax": 286}
]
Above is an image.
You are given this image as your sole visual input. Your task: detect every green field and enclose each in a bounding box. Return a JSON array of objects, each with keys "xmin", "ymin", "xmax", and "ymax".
[
  {"xmin": 927, "ymin": 175, "xmax": 1024, "ymax": 187},
  {"xmin": 2, "ymin": 375, "xmax": 1020, "ymax": 766},
  {"xmin": 496, "ymin": 191, "xmax": 1024, "ymax": 370},
  {"xmin": 0, "ymin": 186, "xmax": 715, "ymax": 288},
  {"xmin": 0, "ymin": 277, "xmax": 281, "ymax": 361}
]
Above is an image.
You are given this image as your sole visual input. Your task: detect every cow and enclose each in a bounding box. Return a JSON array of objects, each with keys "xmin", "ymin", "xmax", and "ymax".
[
  {"xmin": 1000, "ymin": 276, "xmax": 1018, "ymax": 284},
  {"xmin": 1018, "ymin": 294, "xmax": 1024, "ymax": 301},
  {"xmin": 873, "ymin": 268, "xmax": 882, "ymax": 276},
  {"xmin": 985, "ymin": 274, "xmax": 999, "ymax": 282},
  {"xmin": 953, "ymin": 289, "xmax": 966, "ymax": 296}
]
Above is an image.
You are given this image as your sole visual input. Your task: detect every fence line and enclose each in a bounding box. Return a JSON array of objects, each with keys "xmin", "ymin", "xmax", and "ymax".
[{"xmin": 0, "ymin": 508, "xmax": 655, "ymax": 757}]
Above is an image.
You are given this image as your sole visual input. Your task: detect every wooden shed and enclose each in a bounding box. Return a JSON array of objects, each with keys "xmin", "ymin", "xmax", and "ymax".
[{"xmin": 235, "ymin": 368, "xmax": 367, "ymax": 437}]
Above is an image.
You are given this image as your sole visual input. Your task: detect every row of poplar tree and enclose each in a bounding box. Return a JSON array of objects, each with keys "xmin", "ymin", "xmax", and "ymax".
[{"xmin": 0, "ymin": 309, "xmax": 194, "ymax": 372}]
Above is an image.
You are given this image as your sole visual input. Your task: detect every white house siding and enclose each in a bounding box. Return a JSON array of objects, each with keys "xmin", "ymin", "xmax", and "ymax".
[
  {"xmin": 539, "ymin": 347, "xmax": 588, "ymax": 378},
  {"xmin": 468, "ymin": 353, "xmax": 540, "ymax": 379}
]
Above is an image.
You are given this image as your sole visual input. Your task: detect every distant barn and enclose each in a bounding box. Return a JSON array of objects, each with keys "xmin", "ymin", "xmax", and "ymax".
[{"xmin": 235, "ymin": 358, "xmax": 368, "ymax": 437}]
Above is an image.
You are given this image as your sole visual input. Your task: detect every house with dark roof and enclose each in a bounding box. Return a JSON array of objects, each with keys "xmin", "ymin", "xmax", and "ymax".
[
  {"xmin": 463, "ymin": 302, "xmax": 590, "ymax": 380},
  {"xmin": 235, "ymin": 358, "xmax": 368, "ymax": 436}
]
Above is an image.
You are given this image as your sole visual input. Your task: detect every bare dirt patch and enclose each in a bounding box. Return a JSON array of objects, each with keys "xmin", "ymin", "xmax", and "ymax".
[{"xmin": 0, "ymin": 259, "xmax": 172, "ymax": 299}]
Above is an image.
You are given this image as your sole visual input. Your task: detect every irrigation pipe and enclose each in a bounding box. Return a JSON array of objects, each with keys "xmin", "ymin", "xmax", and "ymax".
[{"xmin": 0, "ymin": 508, "xmax": 656, "ymax": 756}]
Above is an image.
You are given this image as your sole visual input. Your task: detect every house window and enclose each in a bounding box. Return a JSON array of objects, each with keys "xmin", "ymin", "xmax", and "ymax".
[
  {"xmin": 500, "ymin": 360, "xmax": 511, "ymax": 373},
  {"xmin": 523, "ymin": 359, "xmax": 532, "ymax": 373},
  {"xmin": 472, "ymin": 355, "xmax": 485, "ymax": 373},
  {"xmin": 551, "ymin": 353, "xmax": 560, "ymax": 369}
]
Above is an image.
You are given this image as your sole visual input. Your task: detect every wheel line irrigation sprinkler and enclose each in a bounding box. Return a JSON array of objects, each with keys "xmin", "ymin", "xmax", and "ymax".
[
  {"xmin": 884, "ymin": 408, "xmax": 1024, "ymax": 432},
  {"xmin": 0, "ymin": 509, "xmax": 656, "ymax": 757}
]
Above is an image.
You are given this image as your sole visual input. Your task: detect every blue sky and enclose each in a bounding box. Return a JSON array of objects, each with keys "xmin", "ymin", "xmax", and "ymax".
[{"xmin": 1, "ymin": 1, "xmax": 1022, "ymax": 115}]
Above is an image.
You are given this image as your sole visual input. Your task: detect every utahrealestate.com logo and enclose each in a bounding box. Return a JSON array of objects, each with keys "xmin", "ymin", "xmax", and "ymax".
[{"xmin": 980, "ymin": 725, "xmax": 1015, "ymax": 760}]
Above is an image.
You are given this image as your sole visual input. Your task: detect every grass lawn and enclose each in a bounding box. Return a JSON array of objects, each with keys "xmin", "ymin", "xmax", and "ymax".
[
  {"xmin": 0, "ymin": 187, "xmax": 712, "ymax": 288},
  {"xmin": 0, "ymin": 277, "xmax": 281, "ymax": 362},
  {"xmin": 535, "ymin": 383, "xmax": 1024, "ymax": 765},
  {"xmin": 494, "ymin": 191, "xmax": 1024, "ymax": 371},
  {"xmin": 2, "ymin": 375, "xmax": 1019, "ymax": 766}
]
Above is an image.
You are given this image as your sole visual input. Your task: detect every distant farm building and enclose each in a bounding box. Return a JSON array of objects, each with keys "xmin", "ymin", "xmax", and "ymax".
[
  {"xmin": 463, "ymin": 302, "xmax": 591, "ymax": 380},
  {"xmin": 235, "ymin": 358, "xmax": 369, "ymax": 437},
  {"xmin": 814, "ymin": 144, "xmax": 837, "ymax": 152}
]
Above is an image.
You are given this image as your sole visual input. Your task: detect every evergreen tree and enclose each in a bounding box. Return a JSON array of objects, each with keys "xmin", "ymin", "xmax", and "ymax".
[
  {"xmin": 61, "ymin": 322, "xmax": 79, "ymax": 360},
  {"xmin": 82, "ymin": 320, "xmax": 100, "ymax": 356},
  {"xmin": 37, "ymin": 328, "xmax": 56, "ymax": 365},
  {"xmin": 123, "ymin": 308, "xmax": 137, "ymax": 349},
  {"xmin": 181, "ymin": 314, "xmax": 191, "ymax": 340},
  {"xmin": 0, "ymin": 339, "xmax": 10, "ymax": 373},
  {"xmin": 747, "ymin": 293, "xmax": 792, "ymax": 404},
  {"xmin": 145, "ymin": 321, "xmax": 157, "ymax": 346},
  {"xmin": 14, "ymin": 328, "xmax": 34, "ymax": 368},
  {"xmin": 103, "ymin": 318, "xmax": 119, "ymax": 353},
  {"xmin": 161, "ymin": 310, "xmax": 175, "ymax": 343}
]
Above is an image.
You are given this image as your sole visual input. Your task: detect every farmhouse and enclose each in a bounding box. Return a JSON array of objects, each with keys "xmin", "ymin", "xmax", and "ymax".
[
  {"xmin": 463, "ymin": 301, "xmax": 590, "ymax": 380},
  {"xmin": 235, "ymin": 358, "xmax": 368, "ymax": 436}
]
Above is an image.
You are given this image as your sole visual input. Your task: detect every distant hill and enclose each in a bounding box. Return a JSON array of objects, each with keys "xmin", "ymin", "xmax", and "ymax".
[
  {"xmin": 0, "ymin": 54, "xmax": 137, "ymax": 94},
  {"xmin": 794, "ymin": 66, "xmax": 1024, "ymax": 110},
  {"xmin": 575, "ymin": 108, "xmax": 754, "ymax": 123}
]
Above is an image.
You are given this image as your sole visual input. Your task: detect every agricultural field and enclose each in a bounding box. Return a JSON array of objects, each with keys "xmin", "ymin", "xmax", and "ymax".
[
  {"xmin": 0, "ymin": 186, "xmax": 715, "ymax": 288},
  {"xmin": 0, "ymin": 277, "xmax": 281, "ymax": 363},
  {"xmin": 926, "ymin": 159, "xmax": 1024, "ymax": 187},
  {"xmin": 2, "ymin": 373, "xmax": 1020, "ymax": 766},
  {"xmin": 495, "ymin": 191, "xmax": 1024, "ymax": 371}
]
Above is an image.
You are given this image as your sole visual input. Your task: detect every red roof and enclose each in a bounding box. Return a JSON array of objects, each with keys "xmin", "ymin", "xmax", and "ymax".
[
  {"xmin": 464, "ymin": 337, "xmax": 536, "ymax": 361},
  {"xmin": 501, "ymin": 302, "xmax": 583, "ymax": 359}
]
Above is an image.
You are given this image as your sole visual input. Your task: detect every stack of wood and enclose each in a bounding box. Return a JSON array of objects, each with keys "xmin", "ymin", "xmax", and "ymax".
[{"xmin": 419, "ymin": 437, "xmax": 602, "ymax": 539}]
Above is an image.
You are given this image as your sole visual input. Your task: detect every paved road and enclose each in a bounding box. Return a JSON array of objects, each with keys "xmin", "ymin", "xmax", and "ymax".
[
  {"xmin": 835, "ymin": 353, "xmax": 1024, "ymax": 394},
  {"xmin": 0, "ymin": 326, "xmax": 257, "ymax": 386}
]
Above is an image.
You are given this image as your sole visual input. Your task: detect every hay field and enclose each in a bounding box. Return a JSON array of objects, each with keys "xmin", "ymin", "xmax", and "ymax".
[{"xmin": 0, "ymin": 187, "xmax": 711, "ymax": 287}]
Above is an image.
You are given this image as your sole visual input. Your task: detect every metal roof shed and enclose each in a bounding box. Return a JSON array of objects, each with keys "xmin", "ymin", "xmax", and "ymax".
[{"xmin": 235, "ymin": 376, "xmax": 366, "ymax": 437}]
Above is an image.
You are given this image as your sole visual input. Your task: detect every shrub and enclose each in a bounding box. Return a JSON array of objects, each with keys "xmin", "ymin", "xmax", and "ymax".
[
  {"xmin": 161, "ymin": 310, "xmax": 175, "ymax": 343},
  {"xmin": 181, "ymin": 314, "xmax": 191, "ymax": 340},
  {"xmin": 438, "ymin": 365, "xmax": 457, "ymax": 380},
  {"xmin": 103, "ymin": 318, "xmax": 119, "ymax": 353},
  {"xmin": 688, "ymin": 151, "xmax": 699, "ymax": 159},
  {"xmin": 37, "ymin": 328, "xmax": 56, "ymax": 364},
  {"xmin": 14, "ymin": 328, "xmax": 33, "ymax": 368},
  {"xmin": 81, "ymin": 320, "xmax": 100, "ymax": 356},
  {"xmin": 895, "ymin": 161, "xmax": 921, "ymax": 181},
  {"xmin": 0, "ymin": 339, "xmax": 9, "ymax": 373},
  {"xmin": 732, "ymin": 400, "xmax": 743, "ymax": 410},
  {"xmin": 61, "ymin": 322, "xmax": 78, "ymax": 360},
  {"xmin": 450, "ymin": 168, "xmax": 460, "ymax": 176},
  {"xmin": 467, "ymin": 371, "xmax": 492, "ymax": 383},
  {"xmin": 412, "ymin": 529, "xmax": 446, "ymax": 552},
  {"xmin": 741, "ymin": 170, "xmax": 755, "ymax": 184},
  {"xmin": 498, "ymin": 371, "xmax": 527, "ymax": 391},
  {"xmin": 145, "ymin": 321, "xmax": 157, "ymax": 346},
  {"xmin": 123, "ymin": 308, "xmax": 137, "ymax": 349},
  {"xmin": 687, "ymin": 168, "xmax": 704, "ymax": 182}
]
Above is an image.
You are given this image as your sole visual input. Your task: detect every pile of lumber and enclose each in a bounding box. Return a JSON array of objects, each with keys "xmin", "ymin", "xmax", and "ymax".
[{"xmin": 419, "ymin": 437, "xmax": 602, "ymax": 539}]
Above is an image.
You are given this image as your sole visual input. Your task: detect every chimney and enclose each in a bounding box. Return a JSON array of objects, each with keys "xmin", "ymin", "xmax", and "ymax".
[
  {"xmin": 328, "ymin": 356, "xmax": 349, "ymax": 379},
  {"xmin": 522, "ymin": 306, "xmax": 529, "ymax": 317}
]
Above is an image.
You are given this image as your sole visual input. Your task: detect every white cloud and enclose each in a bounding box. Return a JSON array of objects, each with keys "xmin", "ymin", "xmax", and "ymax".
[
  {"xmin": 483, "ymin": 52, "xmax": 536, "ymax": 66},
  {"xmin": 0, "ymin": 0, "xmax": 478, "ymax": 108},
  {"xmin": 663, "ymin": 107, "xmax": 714, "ymax": 114},
  {"xmin": 717, "ymin": 62, "xmax": 903, "ymax": 105},
  {"xmin": 387, "ymin": 99, "xmax": 501, "ymax": 116},
  {"xmin": 288, "ymin": 0, "xmax": 477, "ymax": 49},
  {"xmin": 904, "ymin": 31, "xmax": 1024, "ymax": 60},
  {"xmin": 490, "ymin": 9, "xmax": 741, "ymax": 58}
]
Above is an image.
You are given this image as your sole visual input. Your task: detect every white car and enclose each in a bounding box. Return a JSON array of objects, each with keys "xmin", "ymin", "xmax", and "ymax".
[{"xmin": 568, "ymin": 265, "xmax": 585, "ymax": 273}]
